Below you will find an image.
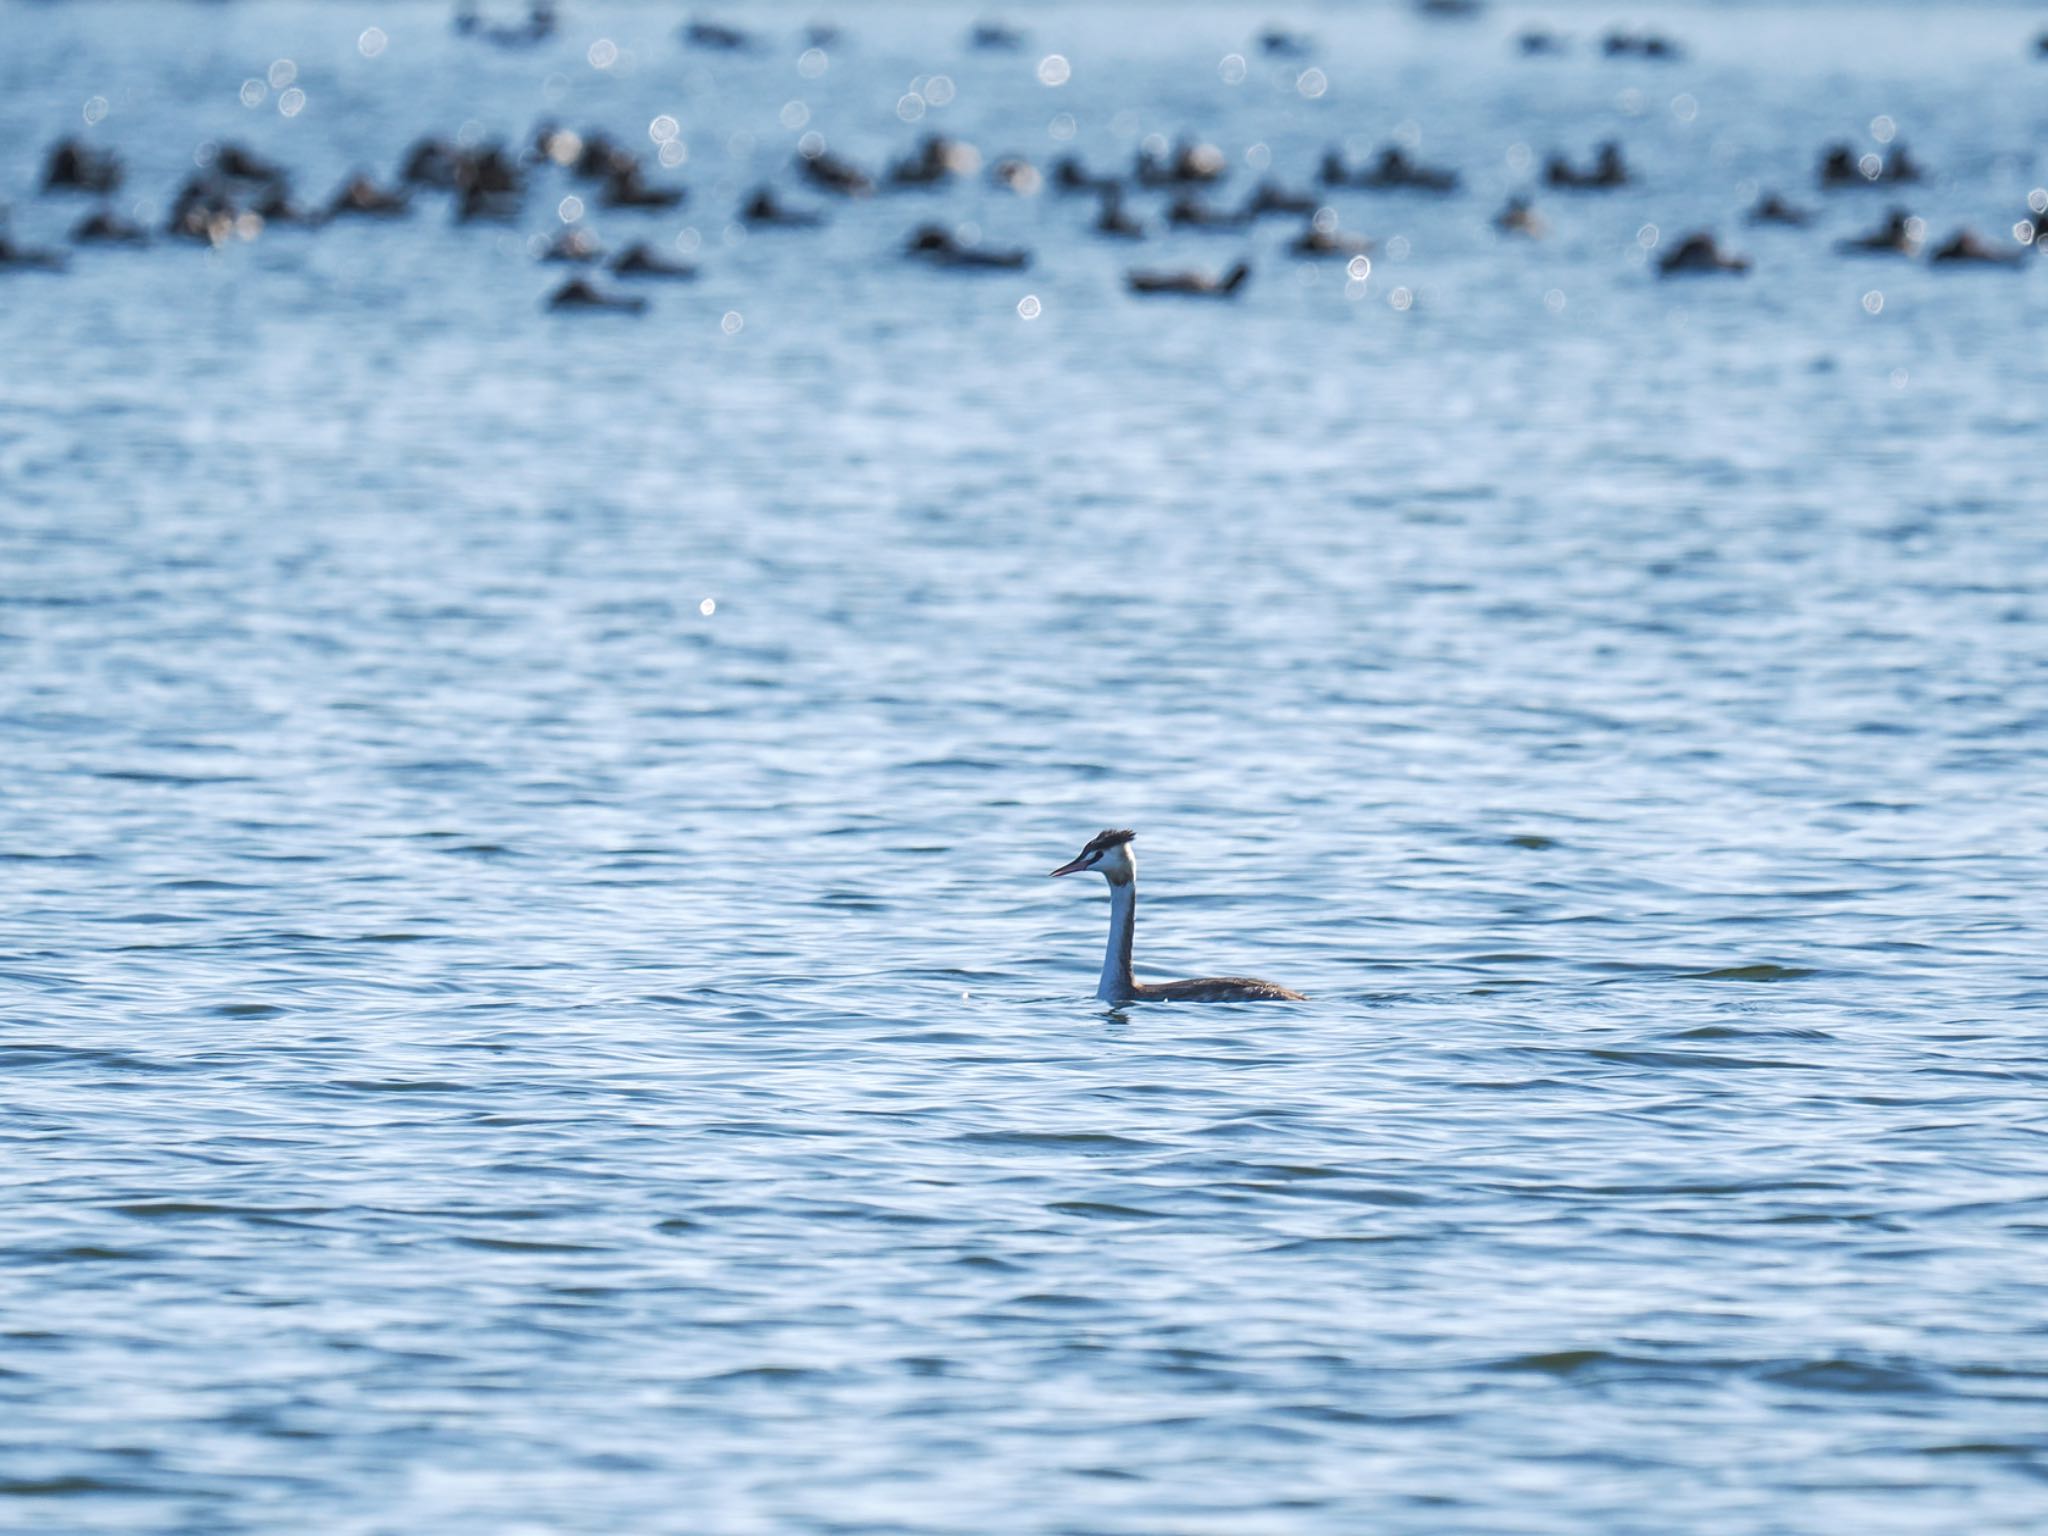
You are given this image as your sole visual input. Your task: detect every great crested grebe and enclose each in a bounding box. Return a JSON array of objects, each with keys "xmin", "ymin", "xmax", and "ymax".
[{"xmin": 1051, "ymin": 830, "xmax": 1306, "ymax": 1003}]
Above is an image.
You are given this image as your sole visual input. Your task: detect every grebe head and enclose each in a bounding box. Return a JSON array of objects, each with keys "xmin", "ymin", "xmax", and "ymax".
[{"xmin": 1050, "ymin": 828, "xmax": 1136, "ymax": 883}]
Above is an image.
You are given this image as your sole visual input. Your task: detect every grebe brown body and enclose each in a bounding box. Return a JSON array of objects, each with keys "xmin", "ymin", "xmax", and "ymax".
[{"xmin": 1051, "ymin": 830, "xmax": 1305, "ymax": 1003}]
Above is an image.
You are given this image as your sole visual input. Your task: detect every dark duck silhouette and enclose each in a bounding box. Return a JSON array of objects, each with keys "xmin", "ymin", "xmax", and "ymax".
[
  {"xmin": 1051, "ymin": 831, "xmax": 1305, "ymax": 1004},
  {"xmin": 1658, "ymin": 231, "xmax": 1750, "ymax": 275},
  {"xmin": 1127, "ymin": 261, "xmax": 1251, "ymax": 297},
  {"xmin": 1243, "ymin": 180, "xmax": 1318, "ymax": 218},
  {"xmin": 601, "ymin": 163, "xmax": 685, "ymax": 209},
  {"xmin": 904, "ymin": 223, "xmax": 1029, "ymax": 269},
  {"xmin": 888, "ymin": 135, "xmax": 978, "ymax": 188},
  {"xmin": 1494, "ymin": 195, "xmax": 1546, "ymax": 237},
  {"xmin": 1837, "ymin": 208, "xmax": 1919, "ymax": 255},
  {"xmin": 0, "ymin": 212, "xmax": 66, "ymax": 271},
  {"xmin": 741, "ymin": 187, "xmax": 824, "ymax": 227},
  {"xmin": 43, "ymin": 138, "xmax": 122, "ymax": 194},
  {"xmin": 1167, "ymin": 193, "xmax": 1250, "ymax": 231},
  {"xmin": 1358, "ymin": 146, "xmax": 1460, "ymax": 192},
  {"xmin": 1929, "ymin": 228, "xmax": 2023, "ymax": 266},
  {"xmin": 1747, "ymin": 191, "xmax": 1810, "ymax": 226},
  {"xmin": 1093, "ymin": 188, "xmax": 1145, "ymax": 239},
  {"xmin": 71, "ymin": 208, "xmax": 149, "ymax": 245},
  {"xmin": 1135, "ymin": 137, "xmax": 1227, "ymax": 188},
  {"xmin": 546, "ymin": 276, "xmax": 646, "ymax": 312},
  {"xmin": 1545, "ymin": 141, "xmax": 1629, "ymax": 189},
  {"xmin": 327, "ymin": 174, "xmax": 411, "ymax": 219},
  {"xmin": 798, "ymin": 149, "xmax": 875, "ymax": 196},
  {"xmin": 608, "ymin": 241, "xmax": 698, "ymax": 279}
]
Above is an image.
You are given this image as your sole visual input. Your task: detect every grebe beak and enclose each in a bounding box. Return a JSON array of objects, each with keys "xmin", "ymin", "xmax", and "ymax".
[{"xmin": 1049, "ymin": 853, "xmax": 1091, "ymax": 877}]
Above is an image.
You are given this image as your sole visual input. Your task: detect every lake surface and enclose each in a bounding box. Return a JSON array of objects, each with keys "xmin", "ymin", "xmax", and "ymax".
[{"xmin": 4, "ymin": 2, "xmax": 2047, "ymax": 1531}]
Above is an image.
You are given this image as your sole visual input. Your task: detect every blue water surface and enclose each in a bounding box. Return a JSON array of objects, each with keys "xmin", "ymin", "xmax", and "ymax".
[{"xmin": 4, "ymin": 2, "xmax": 2048, "ymax": 1532}]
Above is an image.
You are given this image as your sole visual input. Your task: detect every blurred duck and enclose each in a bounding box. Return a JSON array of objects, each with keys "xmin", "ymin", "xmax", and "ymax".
[
  {"xmin": 540, "ymin": 226, "xmax": 604, "ymax": 263},
  {"xmin": 71, "ymin": 207, "xmax": 148, "ymax": 245},
  {"xmin": 1127, "ymin": 260, "xmax": 1251, "ymax": 297},
  {"xmin": 1819, "ymin": 142, "xmax": 1924, "ymax": 188},
  {"xmin": 1657, "ymin": 231, "xmax": 1750, "ymax": 275},
  {"xmin": 1518, "ymin": 28, "xmax": 1567, "ymax": 55},
  {"xmin": 609, "ymin": 241, "xmax": 698, "ymax": 279},
  {"xmin": 480, "ymin": 1, "xmax": 556, "ymax": 46},
  {"xmin": 1356, "ymin": 146, "xmax": 1460, "ymax": 192},
  {"xmin": 327, "ymin": 174, "xmax": 411, "ymax": 219},
  {"xmin": 1167, "ymin": 193, "xmax": 1250, "ymax": 231},
  {"xmin": 1930, "ymin": 228, "xmax": 2023, "ymax": 266},
  {"xmin": 1602, "ymin": 29, "xmax": 1682, "ymax": 59},
  {"xmin": 1053, "ymin": 155, "xmax": 1119, "ymax": 195},
  {"xmin": 1545, "ymin": 141, "xmax": 1629, "ymax": 189},
  {"xmin": 213, "ymin": 142, "xmax": 285, "ymax": 184},
  {"xmin": 1747, "ymin": 191, "xmax": 1810, "ymax": 226},
  {"xmin": 401, "ymin": 136, "xmax": 465, "ymax": 188},
  {"xmin": 969, "ymin": 20, "xmax": 1025, "ymax": 50},
  {"xmin": 1135, "ymin": 137, "xmax": 1227, "ymax": 188},
  {"xmin": 167, "ymin": 177, "xmax": 238, "ymax": 244},
  {"xmin": 1258, "ymin": 28, "xmax": 1313, "ymax": 57},
  {"xmin": 741, "ymin": 186, "xmax": 824, "ymax": 227},
  {"xmin": 43, "ymin": 137, "xmax": 122, "ymax": 194},
  {"xmin": 683, "ymin": 18, "xmax": 754, "ymax": 50},
  {"xmin": 904, "ymin": 223, "xmax": 1029, "ymax": 269},
  {"xmin": 798, "ymin": 149, "xmax": 875, "ymax": 196},
  {"xmin": 1837, "ymin": 208, "xmax": 1919, "ymax": 255},
  {"xmin": 991, "ymin": 158, "xmax": 1043, "ymax": 195},
  {"xmin": 1290, "ymin": 216, "xmax": 1373, "ymax": 258},
  {"xmin": 1493, "ymin": 194, "xmax": 1546, "ymax": 237},
  {"xmin": 602, "ymin": 164, "xmax": 686, "ymax": 209},
  {"xmin": 1243, "ymin": 180, "xmax": 1318, "ymax": 218},
  {"xmin": 1094, "ymin": 187, "xmax": 1145, "ymax": 239},
  {"xmin": 546, "ymin": 276, "xmax": 645, "ymax": 312},
  {"xmin": 573, "ymin": 132, "xmax": 639, "ymax": 182},
  {"xmin": 888, "ymin": 135, "xmax": 979, "ymax": 188}
]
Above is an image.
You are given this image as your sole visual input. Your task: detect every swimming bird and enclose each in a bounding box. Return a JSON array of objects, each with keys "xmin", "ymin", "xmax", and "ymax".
[
  {"xmin": 1126, "ymin": 261, "xmax": 1250, "ymax": 297},
  {"xmin": 1658, "ymin": 231, "xmax": 1750, "ymax": 275},
  {"xmin": 1051, "ymin": 831, "xmax": 1305, "ymax": 1003}
]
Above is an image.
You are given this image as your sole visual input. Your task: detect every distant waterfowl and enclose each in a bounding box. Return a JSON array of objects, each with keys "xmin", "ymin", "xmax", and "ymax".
[
  {"xmin": 1602, "ymin": 29, "xmax": 1682, "ymax": 59},
  {"xmin": 42, "ymin": 137, "xmax": 121, "ymax": 194},
  {"xmin": 1135, "ymin": 137, "xmax": 1227, "ymax": 188},
  {"xmin": 609, "ymin": 241, "xmax": 698, "ymax": 279},
  {"xmin": 990, "ymin": 157, "xmax": 1043, "ymax": 195},
  {"xmin": 683, "ymin": 18, "xmax": 753, "ymax": 51},
  {"xmin": 602, "ymin": 164, "xmax": 685, "ymax": 209},
  {"xmin": 1837, "ymin": 208, "xmax": 1919, "ymax": 255},
  {"xmin": 798, "ymin": 149, "xmax": 875, "ymax": 197},
  {"xmin": 1493, "ymin": 194, "xmax": 1546, "ymax": 237},
  {"xmin": 1747, "ymin": 191, "xmax": 1810, "ymax": 226},
  {"xmin": 546, "ymin": 276, "xmax": 645, "ymax": 312},
  {"xmin": 1167, "ymin": 193, "xmax": 1251, "ymax": 231},
  {"xmin": 1929, "ymin": 228, "xmax": 2023, "ymax": 266},
  {"xmin": 1258, "ymin": 27, "xmax": 1314, "ymax": 57},
  {"xmin": 1290, "ymin": 219, "xmax": 1373, "ymax": 259},
  {"xmin": 889, "ymin": 135, "xmax": 978, "ymax": 188},
  {"xmin": 1545, "ymin": 141, "xmax": 1629, "ymax": 189},
  {"xmin": 1052, "ymin": 155, "xmax": 1119, "ymax": 195},
  {"xmin": 1820, "ymin": 142, "xmax": 1923, "ymax": 188},
  {"xmin": 1518, "ymin": 28, "xmax": 1567, "ymax": 55},
  {"xmin": 904, "ymin": 223, "xmax": 1029, "ymax": 270},
  {"xmin": 1093, "ymin": 187, "xmax": 1145, "ymax": 239},
  {"xmin": 1051, "ymin": 830, "xmax": 1305, "ymax": 1004},
  {"xmin": 969, "ymin": 20, "xmax": 1026, "ymax": 51},
  {"xmin": 70, "ymin": 207, "xmax": 148, "ymax": 245},
  {"xmin": 1127, "ymin": 260, "xmax": 1250, "ymax": 297},
  {"xmin": 1658, "ymin": 231, "xmax": 1750, "ymax": 275},
  {"xmin": 166, "ymin": 177, "xmax": 239, "ymax": 244},
  {"xmin": 572, "ymin": 133, "xmax": 638, "ymax": 183},
  {"xmin": 1355, "ymin": 146, "xmax": 1460, "ymax": 193},
  {"xmin": 400, "ymin": 136, "xmax": 464, "ymax": 188},
  {"xmin": 539, "ymin": 226, "xmax": 604, "ymax": 263},
  {"xmin": 327, "ymin": 174, "xmax": 411, "ymax": 219},
  {"xmin": 741, "ymin": 186, "xmax": 824, "ymax": 227},
  {"xmin": 213, "ymin": 143, "xmax": 285, "ymax": 185},
  {"xmin": 1243, "ymin": 180, "xmax": 1318, "ymax": 219}
]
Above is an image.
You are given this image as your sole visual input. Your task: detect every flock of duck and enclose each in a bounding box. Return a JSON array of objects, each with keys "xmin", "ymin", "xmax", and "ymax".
[{"xmin": 6, "ymin": 6, "xmax": 2046, "ymax": 314}]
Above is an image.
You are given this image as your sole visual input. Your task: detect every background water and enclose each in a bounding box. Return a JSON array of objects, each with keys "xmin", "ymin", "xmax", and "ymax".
[{"xmin": 5, "ymin": 2, "xmax": 2048, "ymax": 1531}]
